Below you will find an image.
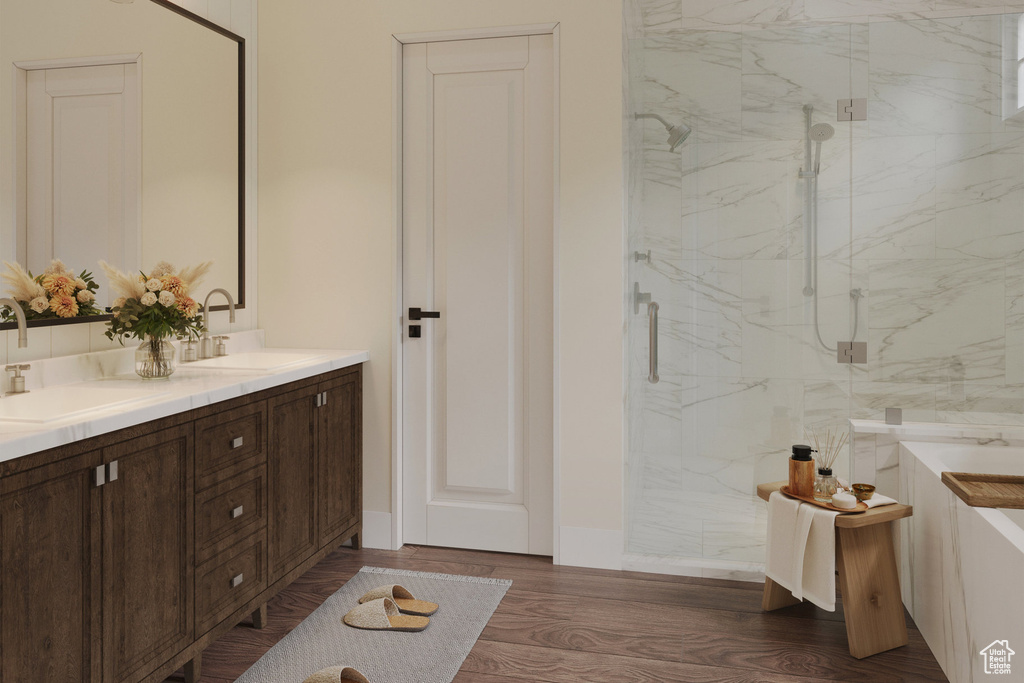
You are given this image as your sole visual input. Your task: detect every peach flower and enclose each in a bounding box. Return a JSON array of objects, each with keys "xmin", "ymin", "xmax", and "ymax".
[
  {"xmin": 177, "ymin": 296, "xmax": 198, "ymax": 318},
  {"xmin": 160, "ymin": 275, "xmax": 186, "ymax": 298},
  {"xmin": 42, "ymin": 273, "xmax": 75, "ymax": 296},
  {"xmin": 50, "ymin": 294, "xmax": 79, "ymax": 318}
]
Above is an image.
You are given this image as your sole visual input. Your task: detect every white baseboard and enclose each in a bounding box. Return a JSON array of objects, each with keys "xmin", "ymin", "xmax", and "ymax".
[
  {"xmin": 556, "ymin": 526, "xmax": 623, "ymax": 570},
  {"xmin": 621, "ymin": 553, "xmax": 765, "ymax": 583},
  {"xmin": 360, "ymin": 510, "xmax": 393, "ymax": 550}
]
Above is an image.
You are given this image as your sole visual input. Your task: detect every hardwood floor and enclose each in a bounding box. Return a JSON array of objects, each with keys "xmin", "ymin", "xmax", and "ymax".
[{"xmin": 169, "ymin": 544, "xmax": 947, "ymax": 682}]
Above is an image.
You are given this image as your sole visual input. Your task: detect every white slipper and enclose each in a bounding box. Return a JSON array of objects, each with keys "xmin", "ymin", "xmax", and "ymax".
[{"xmin": 303, "ymin": 665, "xmax": 370, "ymax": 683}]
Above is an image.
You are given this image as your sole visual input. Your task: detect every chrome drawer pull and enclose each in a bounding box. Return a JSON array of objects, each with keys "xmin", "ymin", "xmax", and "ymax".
[
  {"xmin": 231, "ymin": 436, "xmax": 244, "ymax": 449},
  {"xmin": 231, "ymin": 505, "xmax": 244, "ymax": 519},
  {"xmin": 231, "ymin": 573, "xmax": 244, "ymax": 588}
]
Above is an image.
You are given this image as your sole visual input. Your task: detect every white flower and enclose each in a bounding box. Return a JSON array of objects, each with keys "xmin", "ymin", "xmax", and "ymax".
[
  {"xmin": 112, "ymin": 296, "xmax": 127, "ymax": 309},
  {"xmin": 74, "ymin": 278, "xmax": 87, "ymax": 290},
  {"xmin": 149, "ymin": 261, "xmax": 175, "ymax": 278},
  {"xmin": 29, "ymin": 296, "xmax": 47, "ymax": 313},
  {"xmin": 77, "ymin": 290, "xmax": 95, "ymax": 303},
  {"xmin": 145, "ymin": 278, "xmax": 163, "ymax": 292},
  {"xmin": 140, "ymin": 292, "xmax": 158, "ymax": 306},
  {"xmin": 44, "ymin": 259, "xmax": 68, "ymax": 276},
  {"xmin": 158, "ymin": 290, "xmax": 176, "ymax": 307}
]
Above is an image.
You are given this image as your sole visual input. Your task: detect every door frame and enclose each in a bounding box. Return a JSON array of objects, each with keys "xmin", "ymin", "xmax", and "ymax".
[{"xmin": 390, "ymin": 23, "xmax": 561, "ymax": 560}]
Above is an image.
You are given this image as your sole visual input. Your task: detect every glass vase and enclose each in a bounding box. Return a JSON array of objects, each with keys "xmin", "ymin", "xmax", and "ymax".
[
  {"xmin": 813, "ymin": 467, "xmax": 838, "ymax": 504},
  {"xmin": 135, "ymin": 336, "xmax": 176, "ymax": 380}
]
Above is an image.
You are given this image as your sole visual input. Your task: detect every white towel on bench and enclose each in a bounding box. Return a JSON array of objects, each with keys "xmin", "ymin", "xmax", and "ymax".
[{"xmin": 765, "ymin": 490, "xmax": 839, "ymax": 611}]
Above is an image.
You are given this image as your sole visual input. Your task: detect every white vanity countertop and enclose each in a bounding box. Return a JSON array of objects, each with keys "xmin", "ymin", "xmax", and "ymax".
[{"xmin": 0, "ymin": 342, "xmax": 368, "ymax": 464}]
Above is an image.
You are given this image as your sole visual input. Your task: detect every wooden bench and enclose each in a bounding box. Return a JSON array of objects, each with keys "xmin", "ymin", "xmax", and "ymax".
[{"xmin": 757, "ymin": 481, "xmax": 913, "ymax": 659}]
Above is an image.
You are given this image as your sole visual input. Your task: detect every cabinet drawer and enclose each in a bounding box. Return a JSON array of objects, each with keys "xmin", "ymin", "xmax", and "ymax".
[
  {"xmin": 196, "ymin": 534, "xmax": 266, "ymax": 634},
  {"xmin": 196, "ymin": 466, "xmax": 266, "ymax": 565},
  {"xmin": 196, "ymin": 402, "xmax": 266, "ymax": 489}
]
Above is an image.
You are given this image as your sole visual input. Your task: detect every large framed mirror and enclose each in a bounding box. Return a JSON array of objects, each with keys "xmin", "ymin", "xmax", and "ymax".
[{"xmin": 0, "ymin": 0, "xmax": 244, "ymax": 329}]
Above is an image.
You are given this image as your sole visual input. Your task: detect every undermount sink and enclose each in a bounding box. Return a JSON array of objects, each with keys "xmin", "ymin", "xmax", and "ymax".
[
  {"xmin": 184, "ymin": 351, "xmax": 326, "ymax": 372},
  {"xmin": 0, "ymin": 385, "xmax": 170, "ymax": 424}
]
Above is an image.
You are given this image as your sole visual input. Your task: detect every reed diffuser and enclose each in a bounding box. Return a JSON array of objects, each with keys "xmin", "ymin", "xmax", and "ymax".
[{"xmin": 808, "ymin": 428, "xmax": 848, "ymax": 503}]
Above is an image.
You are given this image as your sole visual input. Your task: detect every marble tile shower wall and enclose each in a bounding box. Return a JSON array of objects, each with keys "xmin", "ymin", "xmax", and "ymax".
[{"xmin": 626, "ymin": 1, "xmax": 1024, "ymax": 565}]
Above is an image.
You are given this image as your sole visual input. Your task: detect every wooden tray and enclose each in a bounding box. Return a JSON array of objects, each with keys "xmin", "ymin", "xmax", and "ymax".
[
  {"xmin": 941, "ymin": 472, "xmax": 1024, "ymax": 509},
  {"xmin": 780, "ymin": 485, "xmax": 868, "ymax": 513}
]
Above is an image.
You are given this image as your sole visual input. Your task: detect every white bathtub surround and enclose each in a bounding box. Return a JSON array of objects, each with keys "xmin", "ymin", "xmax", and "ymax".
[
  {"xmin": 899, "ymin": 441, "xmax": 1024, "ymax": 683},
  {"xmin": 851, "ymin": 419, "xmax": 1024, "ymax": 499},
  {"xmin": 0, "ymin": 330, "xmax": 368, "ymax": 463}
]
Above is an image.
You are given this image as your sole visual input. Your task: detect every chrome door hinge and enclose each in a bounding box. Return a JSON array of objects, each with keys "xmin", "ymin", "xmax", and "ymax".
[
  {"xmin": 837, "ymin": 341, "xmax": 867, "ymax": 364},
  {"xmin": 837, "ymin": 98, "xmax": 867, "ymax": 121}
]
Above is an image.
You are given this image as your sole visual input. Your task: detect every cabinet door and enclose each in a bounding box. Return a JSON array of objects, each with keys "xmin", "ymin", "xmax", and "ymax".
[
  {"xmin": 0, "ymin": 451, "xmax": 102, "ymax": 683},
  {"xmin": 102, "ymin": 424, "xmax": 193, "ymax": 683},
  {"xmin": 318, "ymin": 368, "xmax": 362, "ymax": 545},
  {"xmin": 268, "ymin": 385, "xmax": 319, "ymax": 582}
]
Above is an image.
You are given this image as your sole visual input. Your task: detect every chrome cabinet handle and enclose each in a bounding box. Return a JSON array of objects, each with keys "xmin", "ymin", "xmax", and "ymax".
[
  {"xmin": 95, "ymin": 465, "xmax": 106, "ymax": 488},
  {"xmin": 231, "ymin": 436, "xmax": 244, "ymax": 449},
  {"xmin": 647, "ymin": 301, "xmax": 659, "ymax": 384},
  {"xmin": 231, "ymin": 573, "xmax": 244, "ymax": 588},
  {"xmin": 231, "ymin": 505, "xmax": 244, "ymax": 519},
  {"xmin": 108, "ymin": 460, "xmax": 118, "ymax": 482}
]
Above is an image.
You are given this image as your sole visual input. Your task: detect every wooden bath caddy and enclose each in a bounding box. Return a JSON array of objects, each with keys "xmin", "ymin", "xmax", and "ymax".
[
  {"xmin": 780, "ymin": 485, "xmax": 868, "ymax": 513},
  {"xmin": 941, "ymin": 472, "xmax": 1024, "ymax": 509}
]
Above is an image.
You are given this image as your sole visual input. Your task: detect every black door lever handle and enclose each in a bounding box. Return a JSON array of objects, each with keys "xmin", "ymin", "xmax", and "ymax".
[{"xmin": 409, "ymin": 307, "xmax": 441, "ymax": 321}]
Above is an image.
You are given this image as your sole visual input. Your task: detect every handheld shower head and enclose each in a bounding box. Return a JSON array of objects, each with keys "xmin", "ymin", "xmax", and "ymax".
[
  {"xmin": 635, "ymin": 112, "xmax": 691, "ymax": 151},
  {"xmin": 808, "ymin": 122, "xmax": 834, "ymax": 174},
  {"xmin": 808, "ymin": 123, "xmax": 835, "ymax": 142}
]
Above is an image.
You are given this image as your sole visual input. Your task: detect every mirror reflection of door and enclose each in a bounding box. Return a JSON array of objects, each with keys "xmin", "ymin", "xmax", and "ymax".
[{"xmin": 24, "ymin": 60, "xmax": 140, "ymax": 307}]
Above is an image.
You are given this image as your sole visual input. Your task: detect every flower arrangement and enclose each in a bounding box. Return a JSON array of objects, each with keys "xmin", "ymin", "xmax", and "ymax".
[
  {"xmin": 1, "ymin": 259, "xmax": 103, "ymax": 321},
  {"xmin": 100, "ymin": 260, "xmax": 211, "ymax": 344}
]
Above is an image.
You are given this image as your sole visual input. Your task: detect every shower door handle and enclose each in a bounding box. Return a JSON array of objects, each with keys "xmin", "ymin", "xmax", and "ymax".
[{"xmin": 647, "ymin": 301, "xmax": 659, "ymax": 384}]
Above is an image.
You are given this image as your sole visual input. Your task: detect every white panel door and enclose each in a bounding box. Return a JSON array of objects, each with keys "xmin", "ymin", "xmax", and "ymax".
[
  {"xmin": 27, "ymin": 63, "xmax": 139, "ymax": 304},
  {"xmin": 402, "ymin": 35, "xmax": 554, "ymax": 555}
]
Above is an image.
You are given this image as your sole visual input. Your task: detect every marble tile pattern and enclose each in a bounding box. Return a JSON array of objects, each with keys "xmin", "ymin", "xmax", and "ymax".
[
  {"xmin": 626, "ymin": 8, "xmax": 1024, "ymax": 574},
  {"xmin": 638, "ymin": 0, "xmax": 1024, "ymax": 32}
]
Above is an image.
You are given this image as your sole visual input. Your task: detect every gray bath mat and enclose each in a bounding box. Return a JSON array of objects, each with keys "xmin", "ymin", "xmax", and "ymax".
[{"xmin": 234, "ymin": 566, "xmax": 512, "ymax": 683}]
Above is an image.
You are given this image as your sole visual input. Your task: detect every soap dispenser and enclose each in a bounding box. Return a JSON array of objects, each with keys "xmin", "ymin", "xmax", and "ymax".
[{"xmin": 788, "ymin": 444, "xmax": 815, "ymax": 497}]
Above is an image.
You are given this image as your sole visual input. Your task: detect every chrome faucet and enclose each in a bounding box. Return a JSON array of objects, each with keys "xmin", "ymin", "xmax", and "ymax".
[
  {"xmin": 0, "ymin": 298, "xmax": 28, "ymax": 348},
  {"xmin": 199, "ymin": 288, "xmax": 236, "ymax": 360}
]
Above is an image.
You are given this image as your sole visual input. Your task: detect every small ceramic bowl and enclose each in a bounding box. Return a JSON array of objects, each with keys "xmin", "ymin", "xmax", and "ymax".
[{"xmin": 851, "ymin": 483, "xmax": 876, "ymax": 501}]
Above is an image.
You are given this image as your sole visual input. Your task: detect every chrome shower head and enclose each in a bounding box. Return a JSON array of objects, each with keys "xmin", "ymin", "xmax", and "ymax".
[
  {"xmin": 808, "ymin": 123, "xmax": 835, "ymax": 142},
  {"xmin": 635, "ymin": 112, "xmax": 691, "ymax": 151},
  {"xmin": 666, "ymin": 123, "xmax": 692, "ymax": 152}
]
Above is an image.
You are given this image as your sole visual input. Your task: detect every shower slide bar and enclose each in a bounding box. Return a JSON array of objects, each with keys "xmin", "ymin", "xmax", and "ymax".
[{"xmin": 633, "ymin": 282, "xmax": 659, "ymax": 384}]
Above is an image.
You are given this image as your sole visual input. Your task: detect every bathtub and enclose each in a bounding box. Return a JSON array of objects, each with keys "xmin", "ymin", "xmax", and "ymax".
[{"xmin": 899, "ymin": 441, "xmax": 1024, "ymax": 682}]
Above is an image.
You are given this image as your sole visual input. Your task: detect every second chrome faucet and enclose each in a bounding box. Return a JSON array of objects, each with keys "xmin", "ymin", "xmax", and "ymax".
[{"xmin": 198, "ymin": 288, "xmax": 236, "ymax": 359}]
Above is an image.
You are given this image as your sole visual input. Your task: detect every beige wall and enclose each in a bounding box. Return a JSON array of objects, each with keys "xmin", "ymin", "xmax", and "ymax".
[{"xmin": 258, "ymin": 1, "xmax": 624, "ymax": 537}]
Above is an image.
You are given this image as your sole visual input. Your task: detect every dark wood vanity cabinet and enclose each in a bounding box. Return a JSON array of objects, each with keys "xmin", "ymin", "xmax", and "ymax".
[
  {"xmin": 0, "ymin": 363, "xmax": 363, "ymax": 683},
  {"xmin": 268, "ymin": 370, "xmax": 363, "ymax": 584}
]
